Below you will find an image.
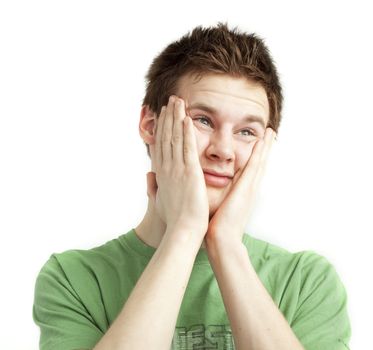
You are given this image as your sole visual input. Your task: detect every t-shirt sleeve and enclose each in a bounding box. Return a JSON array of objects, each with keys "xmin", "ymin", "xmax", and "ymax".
[
  {"xmin": 33, "ymin": 255, "xmax": 103, "ymax": 350},
  {"xmin": 291, "ymin": 252, "xmax": 351, "ymax": 350}
]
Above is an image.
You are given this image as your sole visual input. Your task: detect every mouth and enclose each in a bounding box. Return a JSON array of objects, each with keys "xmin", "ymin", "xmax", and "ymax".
[{"xmin": 203, "ymin": 170, "xmax": 233, "ymax": 188}]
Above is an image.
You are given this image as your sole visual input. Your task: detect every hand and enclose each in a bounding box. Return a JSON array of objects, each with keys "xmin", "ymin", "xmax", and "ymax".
[
  {"xmin": 146, "ymin": 96, "xmax": 209, "ymax": 240},
  {"xmin": 205, "ymin": 128, "xmax": 276, "ymax": 248}
]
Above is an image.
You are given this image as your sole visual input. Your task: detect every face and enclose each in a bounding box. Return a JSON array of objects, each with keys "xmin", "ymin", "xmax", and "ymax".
[{"xmin": 153, "ymin": 73, "xmax": 270, "ymax": 216}]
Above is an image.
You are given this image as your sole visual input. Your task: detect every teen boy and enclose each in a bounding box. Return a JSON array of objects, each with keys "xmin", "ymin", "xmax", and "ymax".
[{"xmin": 33, "ymin": 23, "xmax": 351, "ymax": 350}]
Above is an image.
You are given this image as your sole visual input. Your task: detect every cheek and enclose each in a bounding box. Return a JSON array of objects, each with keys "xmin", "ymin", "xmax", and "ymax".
[
  {"xmin": 236, "ymin": 142, "xmax": 256, "ymax": 169},
  {"xmin": 193, "ymin": 128, "xmax": 210, "ymax": 157}
]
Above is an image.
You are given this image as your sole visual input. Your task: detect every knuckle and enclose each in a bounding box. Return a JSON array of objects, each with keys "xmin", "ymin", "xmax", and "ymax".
[
  {"xmin": 171, "ymin": 134, "xmax": 181, "ymax": 145},
  {"xmin": 162, "ymin": 135, "xmax": 171, "ymax": 143},
  {"xmin": 184, "ymin": 146, "xmax": 196, "ymax": 160},
  {"xmin": 183, "ymin": 147, "xmax": 191, "ymax": 157}
]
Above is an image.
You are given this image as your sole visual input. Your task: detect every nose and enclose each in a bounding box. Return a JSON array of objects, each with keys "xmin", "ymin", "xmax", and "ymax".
[{"xmin": 205, "ymin": 132, "xmax": 235, "ymax": 163}]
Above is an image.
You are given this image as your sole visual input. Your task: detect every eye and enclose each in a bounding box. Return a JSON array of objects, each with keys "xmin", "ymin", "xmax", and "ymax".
[
  {"xmin": 238, "ymin": 129, "xmax": 256, "ymax": 137},
  {"xmin": 194, "ymin": 116, "xmax": 212, "ymax": 127}
]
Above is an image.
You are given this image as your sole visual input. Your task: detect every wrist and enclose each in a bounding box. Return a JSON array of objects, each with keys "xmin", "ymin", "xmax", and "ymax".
[
  {"xmin": 163, "ymin": 226, "xmax": 205, "ymax": 252},
  {"xmin": 205, "ymin": 228, "xmax": 242, "ymax": 249},
  {"xmin": 205, "ymin": 234, "xmax": 245, "ymax": 262}
]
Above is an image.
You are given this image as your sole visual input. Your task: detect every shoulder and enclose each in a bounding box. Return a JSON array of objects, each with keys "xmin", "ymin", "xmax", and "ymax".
[
  {"xmin": 244, "ymin": 234, "xmax": 350, "ymax": 348},
  {"xmin": 245, "ymin": 233, "xmax": 337, "ymax": 269},
  {"xmin": 36, "ymin": 232, "xmax": 134, "ymax": 288},
  {"xmin": 33, "ymin": 236, "xmax": 130, "ymax": 350},
  {"xmin": 244, "ymin": 233, "xmax": 346, "ymax": 294}
]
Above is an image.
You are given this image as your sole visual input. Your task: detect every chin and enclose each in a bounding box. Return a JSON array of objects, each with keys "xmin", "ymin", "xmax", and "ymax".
[
  {"xmin": 206, "ymin": 187, "xmax": 226, "ymax": 219},
  {"xmin": 208, "ymin": 206, "xmax": 218, "ymax": 219}
]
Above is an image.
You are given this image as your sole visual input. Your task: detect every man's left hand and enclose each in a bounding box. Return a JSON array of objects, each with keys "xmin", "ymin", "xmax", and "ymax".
[{"xmin": 205, "ymin": 128, "xmax": 276, "ymax": 250}]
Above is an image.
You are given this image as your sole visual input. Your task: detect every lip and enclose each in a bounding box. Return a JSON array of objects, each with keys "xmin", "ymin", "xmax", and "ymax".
[
  {"xmin": 203, "ymin": 169, "xmax": 233, "ymax": 178},
  {"xmin": 203, "ymin": 169, "xmax": 233, "ymax": 188}
]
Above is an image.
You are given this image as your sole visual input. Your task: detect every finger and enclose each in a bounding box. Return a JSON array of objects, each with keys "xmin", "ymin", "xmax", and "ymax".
[
  {"xmin": 252, "ymin": 128, "xmax": 276, "ymax": 189},
  {"xmin": 260, "ymin": 128, "xmax": 276, "ymax": 162},
  {"xmin": 183, "ymin": 116, "xmax": 200, "ymax": 167},
  {"xmin": 217, "ymin": 129, "xmax": 276, "ymax": 219},
  {"xmin": 256, "ymin": 129, "xmax": 274, "ymax": 173},
  {"xmin": 146, "ymin": 171, "xmax": 158, "ymax": 202},
  {"xmin": 225, "ymin": 138, "xmax": 264, "ymax": 208},
  {"xmin": 172, "ymin": 98, "xmax": 185, "ymax": 164},
  {"xmin": 155, "ymin": 106, "xmax": 166, "ymax": 169},
  {"xmin": 162, "ymin": 96, "xmax": 175, "ymax": 163},
  {"xmin": 242, "ymin": 128, "xmax": 274, "ymax": 181},
  {"xmin": 241, "ymin": 138, "xmax": 265, "ymax": 186}
]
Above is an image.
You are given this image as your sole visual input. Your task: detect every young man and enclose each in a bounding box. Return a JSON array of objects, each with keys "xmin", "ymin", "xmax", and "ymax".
[{"xmin": 33, "ymin": 24, "xmax": 351, "ymax": 349}]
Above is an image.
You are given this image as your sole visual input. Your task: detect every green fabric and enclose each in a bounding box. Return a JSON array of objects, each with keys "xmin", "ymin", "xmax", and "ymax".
[{"xmin": 33, "ymin": 229, "xmax": 351, "ymax": 350}]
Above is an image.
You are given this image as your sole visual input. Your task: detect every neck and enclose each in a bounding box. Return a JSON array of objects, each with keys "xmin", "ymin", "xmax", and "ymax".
[
  {"xmin": 134, "ymin": 200, "xmax": 206, "ymax": 249},
  {"xmin": 134, "ymin": 200, "xmax": 165, "ymax": 249}
]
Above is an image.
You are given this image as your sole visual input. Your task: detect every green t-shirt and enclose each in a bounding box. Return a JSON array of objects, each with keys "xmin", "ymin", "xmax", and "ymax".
[{"xmin": 33, "ymin": 229, "xmax": 350, "ymax": 350}]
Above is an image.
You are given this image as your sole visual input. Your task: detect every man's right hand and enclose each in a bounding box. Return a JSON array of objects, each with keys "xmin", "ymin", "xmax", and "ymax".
[
  {"xmin": 146, "ymin": 95, "xmax": 209, "ymax": 242},
  {"xmin": 94, "ymin": 96, "xmax": 209, "ymax": 350}
]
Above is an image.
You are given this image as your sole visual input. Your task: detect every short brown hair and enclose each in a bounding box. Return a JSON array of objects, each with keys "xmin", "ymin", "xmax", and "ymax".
[{"xmin": 142, "ymin": 23, "xmax": 283, "ymax": 152}]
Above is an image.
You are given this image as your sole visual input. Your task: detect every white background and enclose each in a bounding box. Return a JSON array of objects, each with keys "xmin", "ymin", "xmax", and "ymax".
[{"xmin": 0, "ymin": 0, "xmax": 372, "ymax": 349}]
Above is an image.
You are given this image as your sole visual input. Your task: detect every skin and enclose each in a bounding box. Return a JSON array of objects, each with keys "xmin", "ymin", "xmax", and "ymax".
[
  {"xmin": 94, "ymin": 73, "xmax": 304, "ymax": 349},
  {"xmin": 176, "ymin": 73, "xmax": 270, "ymax": 218},
  {"xmin": 138, "ymin": 73, "xmax": 304, "ymax": 349},
  {"xmin": 137, "ymin": 73, "xmax": 275, "ymax": 248}
]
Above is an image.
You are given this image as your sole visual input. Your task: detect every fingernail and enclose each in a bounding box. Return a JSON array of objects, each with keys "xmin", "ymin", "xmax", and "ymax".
[{"xmin": 158, "ymin": 106, "xmax": 165, "ymax": 117}]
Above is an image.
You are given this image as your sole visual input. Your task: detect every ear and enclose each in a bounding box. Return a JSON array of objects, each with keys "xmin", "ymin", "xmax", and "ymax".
[{"xmin": 139, "ymin": 105, "xmax": 157, "ymax": 145}]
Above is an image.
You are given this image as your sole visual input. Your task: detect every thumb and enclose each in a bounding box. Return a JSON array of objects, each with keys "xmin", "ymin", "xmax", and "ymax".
[{"xmin": 146, "ymin": 172, "xmax": 157, "ymax": 202}]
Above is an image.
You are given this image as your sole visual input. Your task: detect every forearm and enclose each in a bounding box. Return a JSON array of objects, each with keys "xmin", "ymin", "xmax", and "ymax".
[
  {"xmin": 94, "ymin": 229, "xmax": 202, "ymax": 350},
  {"xmin": 206, "ymin": 239, "xmax": 304, "ymax": 350}
]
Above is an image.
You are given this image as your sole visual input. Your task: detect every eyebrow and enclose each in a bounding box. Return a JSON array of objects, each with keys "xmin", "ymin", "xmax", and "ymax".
[{"xmin": 188, "ymin": 102, "xmax": 267, "ymax": 129}]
